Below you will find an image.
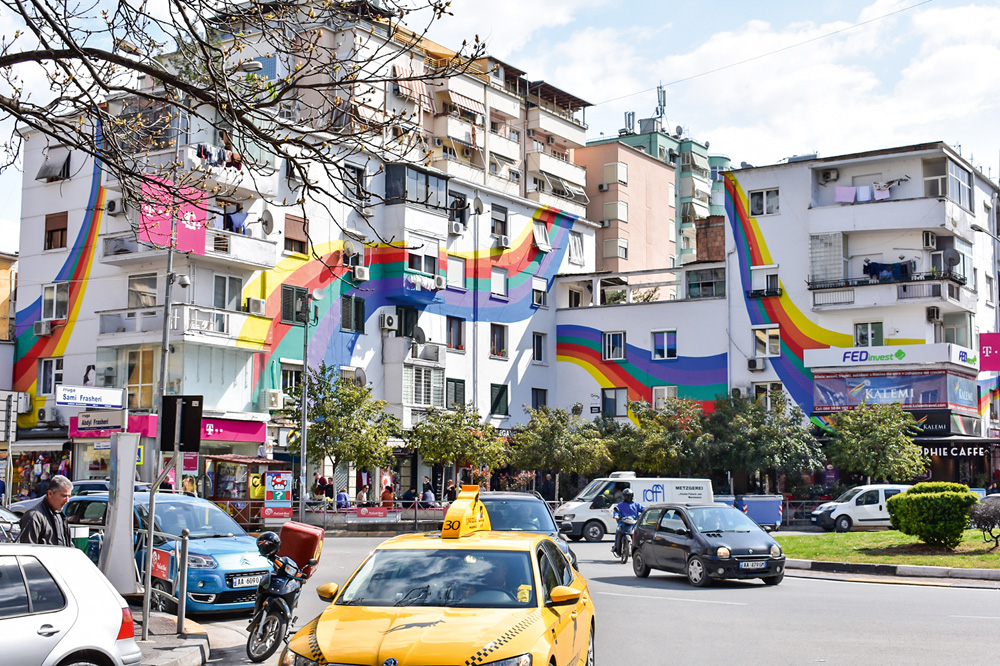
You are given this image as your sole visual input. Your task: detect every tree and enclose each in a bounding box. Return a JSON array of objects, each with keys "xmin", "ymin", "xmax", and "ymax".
[
  {"xmin": 826, "ymin": 402, "xmax": 927, "ymax": 481},
  {"xmin": 1, "ymin": 0, "xmax": 484, "ymax": 243},
  {"xmin": 282, "ymin": 362, "xmax": 399, "ymax": 477},
  {"xmin": 510, "ymin": 405, "xmax": 611, "ymax": 477},
  {"xmin": 622, "ymin": 398, "xmax": 710, "ymax": 476},
  {"xmin": 405, "ymin": 402, "xmax": 509, "ymax": 488}
]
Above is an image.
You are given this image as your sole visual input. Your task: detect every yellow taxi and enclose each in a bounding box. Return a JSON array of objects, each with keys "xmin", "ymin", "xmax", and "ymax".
[{"xmin": 279, "ymin": 486, "xmax": 595, "ymax": 666}]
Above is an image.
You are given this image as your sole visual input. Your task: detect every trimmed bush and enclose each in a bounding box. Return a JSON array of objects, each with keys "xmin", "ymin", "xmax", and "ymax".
[
  {"xmin": 969, "ymin": 501, "xmax": 1000, "ymax": 548},
  {"xmin": 886, "ymin": 482, "xmax": 978, "ymax": 549}
]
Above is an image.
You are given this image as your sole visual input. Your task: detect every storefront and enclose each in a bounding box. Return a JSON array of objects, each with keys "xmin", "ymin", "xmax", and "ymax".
[
  {"xmin": 68, "ymin": 413, "xmax": 157, "ymax": 482},
  {"xmin": 9, "ymin": 442, "xmax": 73, "ymax": 498}
]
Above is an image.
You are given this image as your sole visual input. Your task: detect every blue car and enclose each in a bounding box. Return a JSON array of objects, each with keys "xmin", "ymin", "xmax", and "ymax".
[{"xmin": 66, "ymin": 492, "xmax": 271, "ymax": 613}]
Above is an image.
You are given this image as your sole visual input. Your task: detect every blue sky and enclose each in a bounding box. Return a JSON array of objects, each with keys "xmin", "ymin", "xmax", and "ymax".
[{"xmin": 1, "ymin": 0, "xmax": 998, "ymax": 254}]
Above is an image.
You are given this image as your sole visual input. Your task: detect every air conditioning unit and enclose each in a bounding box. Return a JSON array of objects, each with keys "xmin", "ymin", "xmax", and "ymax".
[
  {"xmin": 527, "ymin": 129, "xmax": 536, "ymax": 137},
  {"xmin": 747, "ymin": 358, "xmax": 766, "ymax": 372},
  {"xmin": 33, "ymin": 320, "xmax": 52, "ymax": 336},
  {"xmin": 353, "ymin": 265, "xmax": 370, "ymax": 282},
  {"xmin": 926, "ymin": 306, "xmax": 942, "ymax": 323},
  {"xmin": 434, "ymin": 137, "xmax": 444, "ymax": 147},
  {"xmin": 434, "ymin": 275, "xmax": 448, "ymax": 290},
  {"xmin": 820, "ymin": 168, "xmax": 839, "ymax": 183},
  {"xmin": 246, "ymin": 297, "xmax": 266, "ymax": 316},
  {"xmin": 379, "ymin": 312, "xmax": 398, "ymax": 330},
  {"xmin": 598, "ymin": 183, "xmax": 609, "ymax": 192},
  {"xmin": 547, "ymin": 136, "xmax": 556, "ymax": 145},
  {"xmin": 922, "ymin": 231, "xmax": 937, "ymax": 250},
  {"xmin": 448, "ymin": 221, "xmax": 464, "ymax": 235},
  {"xmin": 261, "ymin": 389, "xmax": 283, "ymax": 410},
  {"xmin": 599, "ymin": 219, "xmax": 612, "ymax": 228},
  {"xmin": 105, "ymin": 197, "xmax": 125, "ymax": 216},
  {"xmin": 497, "ymin": 235, "xmax": 512, "ymax": 249},
  {"xmin": 462, "ymin": 148, "xmax": 472, "ymax": 157},
  {"xmin": 361, "ymin": 206, "xmax": 374, "ymax": 217}
]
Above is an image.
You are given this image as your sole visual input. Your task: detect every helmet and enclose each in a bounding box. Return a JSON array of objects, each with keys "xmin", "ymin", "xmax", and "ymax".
[
  {"xmin": 256, "ymin": 531, "xmax": 281, "ymax": 557},
  {"xmin": 622, "ymin": 489, "xmax": 634, "ymax": 501}
]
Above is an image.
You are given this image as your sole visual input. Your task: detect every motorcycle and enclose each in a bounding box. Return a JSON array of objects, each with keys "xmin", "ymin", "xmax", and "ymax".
[
  {"xmin": 246, "ymin": 550, "xmax": 317, "ymax": 662},
  {"xmin": 612, "ymin": 516, "xmax": 638, "ymax": 564}
]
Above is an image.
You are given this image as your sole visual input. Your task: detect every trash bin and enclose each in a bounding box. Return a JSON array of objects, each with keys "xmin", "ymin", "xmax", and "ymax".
[
  {"xmin": 714, "ymin": 495, "xmax": 736, "ymax": 508},
  {"xmin": 71, "ymin": 526, "xmax": 89, "ymax": 551},
  {"xmin": 736, "ymin": 495, "xmax": 783, "ymax": 531}
]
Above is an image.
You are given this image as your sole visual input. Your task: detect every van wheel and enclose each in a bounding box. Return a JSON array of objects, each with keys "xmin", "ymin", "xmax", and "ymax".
[
  {"xmin": 835, "ymin": 515, "xmax": 852, "ymax": 533},
  {"xmin": 583, "ymin": 521, "xmax": 605, "ymax": 542}
]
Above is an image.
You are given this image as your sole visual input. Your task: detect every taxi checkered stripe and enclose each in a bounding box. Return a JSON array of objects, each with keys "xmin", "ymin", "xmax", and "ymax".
[
  {"xmin": 302, "ymin": 617, "xmax": 327, "ymax": 664},
  {"xmin": 464, "ymin": 612, "xmax": 540, "ymax": 666}
]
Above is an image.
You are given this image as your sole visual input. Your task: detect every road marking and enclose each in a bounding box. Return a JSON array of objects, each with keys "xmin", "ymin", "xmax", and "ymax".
[
  {"xmin": 596, "ymin": 591, "xmax": 747, "ymax": 606},
  {"xmin": 950, "ymin": 615, "xmax": 1000, "ymax": 620},
  {"xmin": 846, "ymin": 577, "xmax": 949, "ymax": 587}
]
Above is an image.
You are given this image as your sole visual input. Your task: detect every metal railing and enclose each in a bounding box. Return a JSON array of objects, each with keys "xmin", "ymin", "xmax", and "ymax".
[
  {"xmin": 137, "ymin": 527, "xmax": 190, "ymax": 637},
  {"xmin": 807, "ymin": 270, "xmax": 966, "ymax": 290}
]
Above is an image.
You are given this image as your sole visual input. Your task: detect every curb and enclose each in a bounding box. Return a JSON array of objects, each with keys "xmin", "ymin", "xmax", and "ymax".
[
  {"xmin": 786, "ymin": 558, "xmax": 1000, "ymax": 582},
  {"xmin": 139, "ymin": 615, "xmax": 211, "ymax": 666}
]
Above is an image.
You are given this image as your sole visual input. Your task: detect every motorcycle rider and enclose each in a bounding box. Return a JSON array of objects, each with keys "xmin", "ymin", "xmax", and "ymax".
[{"xmin": 611, "ymin": 488, "xmax": 645, "ymax": 557}]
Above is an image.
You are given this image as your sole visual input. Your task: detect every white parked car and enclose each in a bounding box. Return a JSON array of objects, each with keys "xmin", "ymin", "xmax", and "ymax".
[
  {"xmin": 0, "ymin": 544, "xmax": 142, "ymax": 666},
  {"xmin": 810, "ymin": 484, "xmax": 911, "ymax": 532}
]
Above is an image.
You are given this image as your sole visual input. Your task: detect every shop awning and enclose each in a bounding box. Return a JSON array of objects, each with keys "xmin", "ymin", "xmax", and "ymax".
[
  {"xmin": 201, "ymin": 454, "xmax": 282, "ymax": 465},
  {"xmin": 447, "ymin": 91, "xmax": 485, "ymax": 116}
]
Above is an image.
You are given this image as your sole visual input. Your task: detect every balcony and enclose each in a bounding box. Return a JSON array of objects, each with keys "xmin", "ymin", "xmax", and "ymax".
[
  {"xmin": 100, "ymin": 228, "xmax": 277, "ymax": 270},
  {"xmin": 433, "ymin": 115, "xmax": 484, "ymax": 149},
  {"xmin": 524, "ymin": 189, "xmax": 587, "ymax": 218},
  {"xmin": 100, "ymin": 233, "xmax": 168, "ymax": 265},
  {"xmin": 430, "ymin": 157, "xmax": 485, "ymax": 183},
  {"xmin": 527, "ymin": 107, "xmax": 586, "ymax": 147},
  {"xmin": 745, "ymin": 288, "xmax": 783, "ymax": 299},
  {"xmin": 96, "ymin": 304, "xmax": 271, "ymax": 348},
  {"xmin": 525, "ymin": 151, "xmax": 586, "ymax": 188},
  {"xmin": 811, "ymin": 280, "xmax": 975, "ymax": 311},
  {"xmin": 807, "ymin": 270, "xmax": 966, "ymax": 290},
  {"xmin": 383, "ymin": 336, "xmax": 446, "ymax": 368},
  {"xmin": 487, "ymin": 131, "xmax": 520, "ymax": 162}
]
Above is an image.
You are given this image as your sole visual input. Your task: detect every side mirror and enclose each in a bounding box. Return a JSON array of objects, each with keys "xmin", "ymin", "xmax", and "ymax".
[
  {"xmin": 548, "ymin": 585, "xmax": 583, "ymax": 605},
  {"xmin": 307, "ymin": 558, "xmax": 318, "ymax": 566},
  {"xmin": 559, "ymin": 522, "xmax": 573, "ymax": 534},
  {"xmin": 316, "ymin": 582, "xmax": 339, "ymax": 603}
]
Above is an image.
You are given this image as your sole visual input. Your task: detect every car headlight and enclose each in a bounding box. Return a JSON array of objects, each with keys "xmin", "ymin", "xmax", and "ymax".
[
  {"xmin": 560, "ymin": 514, "xmax": 575, "ymax": 521},
  {"xmin": 715, "ymin": 546, "xmax": 731, "ymax": 559},
  {"xmin": 770, "ymin": 544, "xmax": 782, "ymax": 558},
  {"xmin": 484, "ymin": 655, "xmax": 532, "ymax": 666},
  {"xmin": 187, "ymin": 553, "xmax": 218, "ymax": 569},
  {"xmin": 279, "ymin": 648, "xmax": 344, "ymax": 666}
]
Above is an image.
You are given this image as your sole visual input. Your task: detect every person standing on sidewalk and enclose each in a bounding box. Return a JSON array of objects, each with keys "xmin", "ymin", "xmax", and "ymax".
[{"xmin": 19, "ymin": 475, "xmax": 73, "ymax": 545}]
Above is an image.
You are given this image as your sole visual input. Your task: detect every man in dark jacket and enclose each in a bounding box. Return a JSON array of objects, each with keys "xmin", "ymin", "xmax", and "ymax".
[{"xmin": 19, "ymin": 475, "xmax": 73, "ymax": 546}]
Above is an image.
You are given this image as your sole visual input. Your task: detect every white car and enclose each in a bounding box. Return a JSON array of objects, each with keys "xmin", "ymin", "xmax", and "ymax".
[
  {"xmin": 810, "ymin": 484, "xmax": 911, "ymax": 532},
  {"xmin": 0, "ymin": 544, "xmax": 142, "ymax": 666}
]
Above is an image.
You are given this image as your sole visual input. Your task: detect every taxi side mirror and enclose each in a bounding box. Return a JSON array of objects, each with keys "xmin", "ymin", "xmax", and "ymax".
[
  {"xmin": 559, "ymin": 522, "xmax": 573, "ymax": 534},
  {"xmin": 316, "ymin": 582, "xmax": 339, "ymax": 602},
  {"xmin": 548, "ymin": 586, "xmax": 582, "ymax": 605}
]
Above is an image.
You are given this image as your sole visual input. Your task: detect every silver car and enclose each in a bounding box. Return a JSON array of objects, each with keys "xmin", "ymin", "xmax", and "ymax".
[{"xmin": 0, "ymin": 544, "xmax": 142, "ymax": 666}]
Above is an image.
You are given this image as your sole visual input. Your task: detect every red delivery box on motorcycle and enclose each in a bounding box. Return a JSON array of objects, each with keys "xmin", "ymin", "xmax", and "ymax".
[{"xmin": 277, "ymin": 521, "xmax": 324, "ymax": 578}]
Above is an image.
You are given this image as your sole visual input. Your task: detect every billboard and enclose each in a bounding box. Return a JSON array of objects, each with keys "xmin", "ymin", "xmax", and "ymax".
[{"xmin": 813, "ymin": 371, "xmax": 978, "ymax": 414}]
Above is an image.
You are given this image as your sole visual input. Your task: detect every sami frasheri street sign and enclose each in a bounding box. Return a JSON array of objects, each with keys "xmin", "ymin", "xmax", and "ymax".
[{"xmin": 55, "ymin": 385, "xmax": 125, "ymax": 409}]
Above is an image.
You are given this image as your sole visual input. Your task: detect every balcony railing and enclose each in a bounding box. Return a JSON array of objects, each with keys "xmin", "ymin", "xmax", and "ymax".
[
  {"xmin": 745, "ymin": 288, "xmax": 783, "ymax": 299},
  {"xmin": 807, "ymin": 270, "xmax": 966, "ymax": 290},
  {"xmin": 897, "ymin": 282, "xmax": 942, "ymax": 299}
]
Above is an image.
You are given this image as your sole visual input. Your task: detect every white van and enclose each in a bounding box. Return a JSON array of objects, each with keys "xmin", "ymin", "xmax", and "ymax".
[
  {"xmin": 810, "ymin": 484, "xmax": 911, "ymax": 532},
  {"xmin": 554, "ymin": 472, "xmax": 714, "ymax": 542}
]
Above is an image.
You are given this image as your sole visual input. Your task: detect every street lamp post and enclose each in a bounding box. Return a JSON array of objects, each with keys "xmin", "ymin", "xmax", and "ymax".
[{"xmin": 298, "ymin": 288, "xmax": 323, "ymax": 522}]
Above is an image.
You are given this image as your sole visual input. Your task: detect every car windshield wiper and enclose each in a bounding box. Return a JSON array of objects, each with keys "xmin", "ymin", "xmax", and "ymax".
[
  {"xmin": 394, "ymin": 585, "xmax": 430, "ymax": 606},
  {"xmin": 198, "ymin": 533, "xmax": 235, "ymax": 538},
  {"xmin": 340, "ymin": 596, "xmax": 366, "ymax": 606}
]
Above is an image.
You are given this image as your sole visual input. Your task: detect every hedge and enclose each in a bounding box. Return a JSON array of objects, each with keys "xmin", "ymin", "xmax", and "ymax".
[{"xmin": 886, "ymin": 482, "xmax": 978, "ymax": 549}]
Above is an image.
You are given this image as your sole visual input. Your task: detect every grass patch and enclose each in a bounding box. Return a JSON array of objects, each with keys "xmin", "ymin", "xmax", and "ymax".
[{"xmin": 775, "ymin": 529, "xmax": 1000, "ymax": 568}]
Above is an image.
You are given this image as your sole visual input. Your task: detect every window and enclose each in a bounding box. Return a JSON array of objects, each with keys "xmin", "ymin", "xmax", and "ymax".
[
  {"xmin": 490, "ymin": 384, "xmax": 509, "ymax": 416},
  {"xmin": 491, "ymin": 267, "xmax": 508, "ymax": 297},
  {"xmin": 343, "ymin": 163, "xmax": 367, "ymax": 200},
  {"xmin": 20, "ymin": 557, "xmax": 65, "ymax": 613},
  {"xmin": 126, "ymin": 348, "xmax": 154, "ymax": 408},
  {"xmin": 446, "ymin": 316, "xmax": 464, "ymax": 350},
  {"xmin": 652, "ymin": 385, "xmax": 677, "ymax": 409},
  {"xmin": 640, "ymin": 508, "xmax": 663, "ymax": 529},
  {"xmin": 35, "ymin": 147, "xmax": 71, "ymax": 182},
  {"xmin": 407, "ymin": 235, "xmax": 439, "ymax": 274},
  {"xmin": 753, "ymin": 382, "xmax": 783, "ymax": 409},
  {"xmin": 281, "ymin": 285, "xmax": 308, "ymax": 324},
  {"xmin": 341, "ymin": 294, "xmax": 365, "ymax": 333},
  {"xmin": 652, "ymin": 330, "xmax": 677, "ymax": 360},
  {"xmin": 404, "ymin": 366, "xmax": 444, "ymax": 407},
  {"xmin": 753, "ymin": 327, "xmax": 781, "ymax": 358},
  {"xmin": 38, "ymin": 357, "xmax": 63, "ymax": 395},
  {"xmin": 447, "ymin": 255, "xmax": 466, "ymax": 289},
  {"xmin": 384, "ymin": 164, "xmax": 448, "ymax": 211},
  {"xmin": 602, "ymin": 388, "xmax": 628, "ymax": 417},
  {"xmin": 128, "ymin": 274, "xmax": 157, "ymax": 309},
  {"xmin": 748, "ymin": 188, "xmax": 779, "ymax": 216},
  {"xmin": 603, "ymin": 201, "xmax": 628, "ymax": 224},
  {"xmin": 0, "ymin": 556, "xmax": 29, "ymax": 618},
  {"xmin": 949, "ymin": 160, "xmax": 973, "ymax": 209},
  {"xmin": 213, "ymin": 274, "xmax": 242, "ymax": 311},
  {"xmin": 448, "ymin": 192, "xmax": 468, "ymax": 226},
  {"xmin": 532, "ymin": 220, "xmax": 551, "ymax": 252},
  {"xmin": 602, "ymin": 331, "xmax": 626, "ymax": 361},
  {"xmin": 687, "ymin": 268, "xmax": 726, "ymax": 299},
  {"xmin": 531, "ymin": 388, "xmax": 547, "ymax": 410},
  {"xmin": 442, "ymin": 144, "xmax": 457, "ymax": 161},
  {"xmin": 532, "ymin": 333, "xmax": 546, "ymax": 363},
  {"xmin": 281, "ymin": 366, "xmax": 301, "ymax": 393},
  {"xmin": 44, "ymin": 212, "xmax": 68, "ymax": 250},
  {"xmin": 854, "ymin": 322, "xmax": 883, "ymax": 347},
  {"xmin": 42, "ymin": 283, "xmax": 69, "ymax": 320},
  {"xmin": 568, "ymin": 289, "xmax": 582, "ymax": 308},
  {"xmin": 603, "ymin": 238, "xmax": 628, "ymax": 260},
  {"xmin": 284, "ymin": 214, "xmax": 308, "ymax": 254},
  {"xmin": 531, "ymin": 176, "xmax": 546, "ymax": 193},
  {"xmin": 490, "ymin": 324, "xmax": 507, "ymax": 358},
  {"xmin": 603, "ymin": 162, "xmax": 627, "ymax": 186},
  {"xmin": 446, "ymin": 378, "xmax": 465, "ymax": 409},
  {"xmin": 988, "ymin": 274, "xmax": 995, "ymax": 306},
  {"xmin": 856, "ymin": 490, "xmax": 879, "ymax": 506},
  {"xmin": 491, "ymin": 204, "xmax": 508, "ymax": 236},
  {"xmin": 568, "ymin": 231, "xmax": 584, "ymax": 266},
  {"xmin": 509, "ymin": 129, "xmax": 520, "ymax": 143},
  {"xmin": 532, "ymin": 277, "xmax": 548, "ymax": 307},
  {"xmin": 943, "ymin": 313, "xmax": 970, "ymax": 347}
]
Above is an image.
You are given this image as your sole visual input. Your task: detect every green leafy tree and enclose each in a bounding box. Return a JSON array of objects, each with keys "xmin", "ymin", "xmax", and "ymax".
[
  {"xmin": 511, "ymin": 405, "xmax": 611, "ymax": 476},
  {"xmin": 283, "ymin": 362, "xmax": 399, "ymax": 476},
  {"xmin": 624, "ymin": 398, "xmax": 710, "ymax": 476},
  {"xmin": 405, "ymin": 403, "xmax": 509, "ymax": 488},
  {"xmin": 826, "ymin": 402, "xmax": 927, "ymax": 481}
]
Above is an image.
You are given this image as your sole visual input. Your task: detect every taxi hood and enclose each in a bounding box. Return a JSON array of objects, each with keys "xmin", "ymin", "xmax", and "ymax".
[{"xmin": 290, "ymin": 606, "xmax": 542, "ymax": 666}]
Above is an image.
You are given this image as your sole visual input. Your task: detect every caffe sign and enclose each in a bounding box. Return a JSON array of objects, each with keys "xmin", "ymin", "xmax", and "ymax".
[{"xmin": 922, "ymin": 446, "xmax": 988, "ymax": 458}]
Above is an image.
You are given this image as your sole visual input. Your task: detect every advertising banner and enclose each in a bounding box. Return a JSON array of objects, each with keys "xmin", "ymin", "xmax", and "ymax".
[
  {"xmin": 138, "ymin": 179, "xmax": 207, "ymax": 255},
  {"xmin": 264, "ymin": 470, "xmax": 293, "ymax": 520},
  {"xmin": 813, "ymin": 371, "xmax": 978, "ymax": 414},
  {"xmin": 981, "ymin": 333, "xmax": 1000, "ymax": 371}
]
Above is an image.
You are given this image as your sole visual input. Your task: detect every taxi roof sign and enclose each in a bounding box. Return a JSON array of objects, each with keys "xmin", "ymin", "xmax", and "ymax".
[{"xmin": 441, "ymin": 485, "xmax": 492, "ymax": 539}]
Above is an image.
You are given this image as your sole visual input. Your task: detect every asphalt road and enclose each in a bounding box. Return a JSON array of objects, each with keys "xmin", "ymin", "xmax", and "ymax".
[{"xmin": 201, "ymin": 535, "xmax": 1000, "ymax": 666}]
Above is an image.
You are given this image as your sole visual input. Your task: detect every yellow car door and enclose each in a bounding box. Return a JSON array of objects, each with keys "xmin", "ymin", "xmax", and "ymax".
[{"xmin": 537, "ymin": 541, "xmax": 587, "ymax": 666}]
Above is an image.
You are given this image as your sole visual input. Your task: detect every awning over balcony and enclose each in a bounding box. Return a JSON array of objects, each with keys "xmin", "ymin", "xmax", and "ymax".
[
  {"xmin": 392, "ymin": 64, "xmax": 435, "ymax": 113},
  {"xmin": 537, "ymin": 171, "xmax": 589, "ymax": 204},
  {"xmin": 447, "ymin": 91, "xmax": 485, "ymax": 116}
]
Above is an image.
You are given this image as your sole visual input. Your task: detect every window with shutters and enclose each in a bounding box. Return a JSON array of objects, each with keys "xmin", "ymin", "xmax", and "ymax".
[
  {"xmin": 532, "ymin": 220, "xmax": 551, "ymax": 252},
  {"xmin": 491, "ymin": 204, "xmax": 508, "ymax": 236},
  {"xmin": 532, "ymin": 276, "xmax": 547, "ymax": 307},
  {"xmin": 341, "ymin": 295, "xmax": 365, "ymax": 333},
  {"xmin": 403, "ymin": 366, "xmax": 444, "ymax": 407},
  {"xmin": 447, "ymin": 255, "xmax": 466, "ymax": 289},
  {"xmin": 44, "ymin": 212, "xmax": 68, "ymax": 250},
  {"xmin": 281, "ymin": 285, "xmax": 308, "ymax": 324},
  {"xmin": 490, "ymin": 384, "xmax": 509, "ymax": 416},
  {"xmin": 603, "ymin": 162, "xmax": 627, "ymax": 186},
  {"xmin": 407, "ymin": 235, "xmax": 439, "ymax": 274},
  {"xmin": 490, "ymin": 324, "xmax": 507, "ymax": 358},
  {"xmin": 446, "ymin": 378, "xmax": 465, "ymax": 409},
  {"xmin": 491, "ymin": 267, "xmax": 507, "ymax": 298},
  {"xmin": 531, "ymin": 388, "xmax": 547, "ymax": 410},
  {"xmin": 284, "ymin": 214, "xmax": 308, "ymax": 254}
]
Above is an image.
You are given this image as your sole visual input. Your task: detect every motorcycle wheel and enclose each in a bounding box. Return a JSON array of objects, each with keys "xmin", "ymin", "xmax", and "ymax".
[
  {"xmin": 246, "ymin": 611, "xmax": 287, "ymax": 663},
  {"xmin": 619, "ymin": 541, "xmax": 629, "ymax": 564}
]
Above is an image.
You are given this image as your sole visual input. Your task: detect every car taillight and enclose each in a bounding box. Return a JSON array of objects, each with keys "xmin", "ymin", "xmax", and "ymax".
[{"xmin": 117, "ymin": 607, "xmax": 135, "ymax": 640}]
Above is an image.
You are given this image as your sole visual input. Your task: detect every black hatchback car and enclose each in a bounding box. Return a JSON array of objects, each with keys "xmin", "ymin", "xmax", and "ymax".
[{"xmin": 631, "ymin": 503, "xmax": 785, "ymax": 586}]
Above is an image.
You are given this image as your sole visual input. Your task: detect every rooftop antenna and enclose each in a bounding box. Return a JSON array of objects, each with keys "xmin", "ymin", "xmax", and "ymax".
[
  {"xmin": 624, "ymin": 111, "xmax": 636, "ymax": 134},
  {"xmin": 656, "ymin": 83, "xmax": 666, "ymax": 121}
]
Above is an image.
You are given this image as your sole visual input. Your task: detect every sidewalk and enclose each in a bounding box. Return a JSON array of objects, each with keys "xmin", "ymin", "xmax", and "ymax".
[{"xmin": 131, "ymin": 607, "xmax": 210, "ymax": 666}]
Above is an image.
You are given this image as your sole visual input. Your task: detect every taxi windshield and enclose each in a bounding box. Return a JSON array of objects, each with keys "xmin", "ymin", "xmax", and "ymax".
[{"xmin": 337, "ymin": 549, "xmax": 536, "ymax": 609}]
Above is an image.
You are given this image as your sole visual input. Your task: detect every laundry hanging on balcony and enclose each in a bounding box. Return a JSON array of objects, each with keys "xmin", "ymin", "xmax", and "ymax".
[{"xmin": 863, "ymin": 259, "xmax": 916, "ymax": 280}]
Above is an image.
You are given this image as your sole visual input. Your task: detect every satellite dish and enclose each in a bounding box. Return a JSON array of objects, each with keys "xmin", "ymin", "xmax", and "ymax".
[
  {"xmin": 342, "ymin": 239, "xmax": 357, "ymax": 258},
  {"xmin": 260, "ymin": 210, "xmax": 274, "ymax": 235},
  {"xmin": 353, "ymin": 367, "xmax": 367, "ymax": 387},
  {"xmin": 705, "ymin": 140, "xmax": 710, "ymax": 149},
  {"xmin": 472, "ymin": 197, "xmax": 484, "ymax": 215},
  {"xmin": 943, "ymin": 248, "xmax": 961, "ymax": 267},
  {"xmin": 675, "ymin": 125, "xmax": 683, "ymax": 136},
  {"xmin": 413, "ymin": 326, "xmax": 426, "ymax": 344}
]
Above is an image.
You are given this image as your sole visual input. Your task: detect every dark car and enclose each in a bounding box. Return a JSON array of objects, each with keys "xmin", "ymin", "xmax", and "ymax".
[
  {"xmin": 479, "ymin": 491, "xmax": 578, "ymax": 567},
  {"xmin": 631, "ymin": 503, "xmax": 785, "ymax": 586}
]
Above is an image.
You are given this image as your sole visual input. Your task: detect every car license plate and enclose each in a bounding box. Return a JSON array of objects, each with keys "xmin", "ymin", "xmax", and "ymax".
[
  {"xmin": 810, "ymin": 516, "xmax": 817, "ymax": 522},
  {"xmin": 232, "ymin": 575, "xmax": 263, "ymax": 588},
  {"xmin": 739, "ymin": 561, "xmax": 767, "ymax": 570}
]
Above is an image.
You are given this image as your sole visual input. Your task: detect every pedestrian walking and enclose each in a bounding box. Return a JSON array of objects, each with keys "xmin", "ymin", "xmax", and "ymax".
[{"xmin": 18, "ymin": 475, "xmax": 73, "ymax": 545}]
